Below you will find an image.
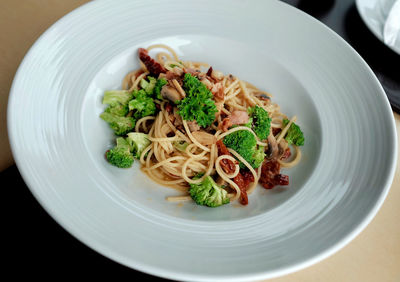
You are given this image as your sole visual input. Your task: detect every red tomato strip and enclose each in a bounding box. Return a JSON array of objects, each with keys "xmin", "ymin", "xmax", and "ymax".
[{"xmin": 216, "ymin": 140, "xmax": 249, "ymax": 205}]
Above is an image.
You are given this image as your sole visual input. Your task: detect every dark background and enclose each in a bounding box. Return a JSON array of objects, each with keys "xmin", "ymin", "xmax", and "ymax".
[{"xmin": 4, "ymin": 0, "xmax": 399, "ymax": 280}]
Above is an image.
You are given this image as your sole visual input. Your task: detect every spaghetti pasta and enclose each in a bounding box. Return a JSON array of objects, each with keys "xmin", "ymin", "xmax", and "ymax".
[{"xmin": 101, "ymin": 44, "xmax": 305, "ymax": 207}]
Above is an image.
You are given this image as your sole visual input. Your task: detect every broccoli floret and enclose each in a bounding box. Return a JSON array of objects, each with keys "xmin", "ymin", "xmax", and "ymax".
[
  {"xmin": 102, "ymin": 90, "xmax": 134, "ymax": 117},
  {"xmin": 100, "ymin": 112, "xmax": 136, "ymax": 136},
  {"xmin": 126, "ymin": 132, "xmax": 151, "ymax": 158},
  {"xmin": 223, "ymin": 130, "xmax": 256, "ymax": 168},
  {"xmin": 102, "ymin": 90, "xmax": 134, "ymax": 106},
  {"xmin": 252, "ymin": 146, "xmax": 266, "ymax": 169},
  {"xmin": 153, "ymin": 78, "xmax": 167, "ymax": 100},
  {"xmin": 104, "ymin": 103, "xmax": 129, "ymax": 117},
  {"xmin": 139, "ymin": 76, "xmax": 157, "ymax": 95},
  {"xmin": 243, "ymin": 117, "xmax": 253, "ymax": 128},
  {"xmin": 129, "ymin": 90, "xmax": 156, "ymax": 119},
  {"xmin": 173, "ymin": 140, "xmax": 189, "ymax": 152},
  {"xmin": 248, "ymin": 105, "xmax": 271, "ymax": 140},
  {"xmin": 177, "ymin": 73, "xmax": 218, "ymax": 127},
  {"xmin": 283, "ymin": 119, "xmax": 305, "ymax": 146},
  {"xmin": 189, "ymin": 175, "xmax": 230, "ymax": 207},
  {"xmin": 105, "ymin": 137, "xmax": 134, "ymax": 168},
  {"xmin": 223, "ymin": 130, "xmax": 265, "ymax": 169}
]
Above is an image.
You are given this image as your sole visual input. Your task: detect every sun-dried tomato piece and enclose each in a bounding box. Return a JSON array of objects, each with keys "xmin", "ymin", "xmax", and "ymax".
[
  {"xmin": 259, "ymin": 160, "xmax": 289, "ymax": 189},
  {"xmin": 138, "ymin": 48, "xmax": 166, "ymax": 76}
]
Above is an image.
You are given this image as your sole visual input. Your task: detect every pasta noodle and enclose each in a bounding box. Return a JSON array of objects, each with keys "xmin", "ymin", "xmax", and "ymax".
[{"xmin": 111, "ymin": 44, "xmax": 304, "ymax": 206}]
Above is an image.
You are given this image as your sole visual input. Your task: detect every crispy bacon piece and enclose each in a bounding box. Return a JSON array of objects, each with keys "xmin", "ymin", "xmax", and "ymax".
[
  {"xmin": 183, "ymin": 67, "xmax": 201, "ymax": 77},
  {"xmin": 210, "ymin": 82, "xmax": 224, "ymax": 101},
  {"xmin": 220, "ymin": 118, "xmax": 232, "ymax": 132},
  {"xmin": 215, "ymin": 86, "xmax": 225, "ymax": 101},
  {"xmin": 166, "ymin": 70, "xmax": 182, "ymax": 81},
  {"xmin": 259, "ymin": 160, "xmax": 289, "ymax": 189},
  {"xmin": 230, "ymin": 111, "xmax": 249, "ymax": 125},
  {"xmin": 187, "ymin": 120, "xmax": 200, "ymax": 132},
  {"xmin": 219, "ymin": 111, "xmax": 249, "ymax": 132},
  {"xmin": 201, "ymin": 78, "xmax": 213, "ymax": 89},
  {"xmin": 138, "ymin": 48, "xmax": 166, "ymax": 76},
  {"xmin": 216, "ymin": 140, "xmax": 249, "ymax": 205}
]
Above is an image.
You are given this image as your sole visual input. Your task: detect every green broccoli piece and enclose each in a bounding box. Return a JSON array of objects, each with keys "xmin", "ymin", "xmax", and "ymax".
[
  {"xmin": 283, "ymin": 119, "xmax": 305, "ymax": 146},
  {"xmin": 126, "ymin": 132, "xmax": 151, "ymax": 158},
  {"xmin": 223, "ymin": 130, "xmax": 256, "ymax": 168},
  {"xmin": 189, "ymin": 175, "xmax": 230, "ymax": 207},
  {"xmin": 105, "ymin": 137, "xmax": 134, "ymax": 168},
  {"xmin": 102, "ymin": 90, "xmax": 134, "ymax": 106},
  {"xmin": 253, "ymin": 146, "xmax": 266, "ymax": 169},
  {"xmin": 177, "ymin": 73, "xmax": 218, "ymax": 127},
  {"xmin": 248, "ymin": 105, "xmax": 271, "ymax": 140},
  {"xmin": 129, "ymin": 90, "xmax": 156, "ymax": 119},
  {"xmin": 139, "ymin": 76, "xmax": 157, "ymax": 95},
  {"xmin": 104, "ymin": 103, "xmax": 128, "ymax": 117},
  {"xmin": 153, "ymin": 78, "xmax": 167, "ymax": 100},
  {"xmin": 223, "ymin": 130, "xmax": 265, "ymax": 169},
  {"xmin": 173, "ymin": 140, "xmax": 189, "ymax": 152},
  {"xmin": 102, "ymin": 90, "xmax": 134, "ymax": 117},
  {"xmin": 139, "ymin": 79, "xmax": 148, "ymax": 90},
  {"xmin": 100, "ymin": 112, "xmax": 136, "ymax": 136},
  {"xmin": 243, "ymin": 117, "xmax": 253, "ymax": 128}
]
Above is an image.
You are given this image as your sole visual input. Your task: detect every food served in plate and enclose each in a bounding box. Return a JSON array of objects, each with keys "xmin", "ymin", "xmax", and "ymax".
[{"xmin": 100, "ymin": 44, "xmax": 304, "ymax": 207}]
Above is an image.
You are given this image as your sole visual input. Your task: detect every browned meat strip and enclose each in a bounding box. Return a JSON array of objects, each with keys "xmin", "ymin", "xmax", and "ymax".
[
  {"xmin": 219, "ymin": 118, "xmax": 232, "ymax": 132},
  {"xmin": 187, "ymin": 120, "xmax": 200, "ymax": 132},
  {"xmin": 219, "ymin": 111, "xmax": 249, "ymax": 132},
  {"xmin": 211, "ymin": 82, "xmax": 224, "ymax": 101},
  {"xmin": 166, "ymin": 70, "xmax": 182, "ymax": 81},
  {"xmin": 230, "ymin": 111, "xmax": 249, "ymax": 125}
]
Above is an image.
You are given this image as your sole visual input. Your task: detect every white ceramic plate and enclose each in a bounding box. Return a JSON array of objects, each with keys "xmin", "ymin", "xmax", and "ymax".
[
  {"xmin": 356, "ymin": 0, "xmax": 400, "ymax": 55},
  {"xmin": 8, "ymin": 0, "xmax": 397, "ymax": 281}
]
